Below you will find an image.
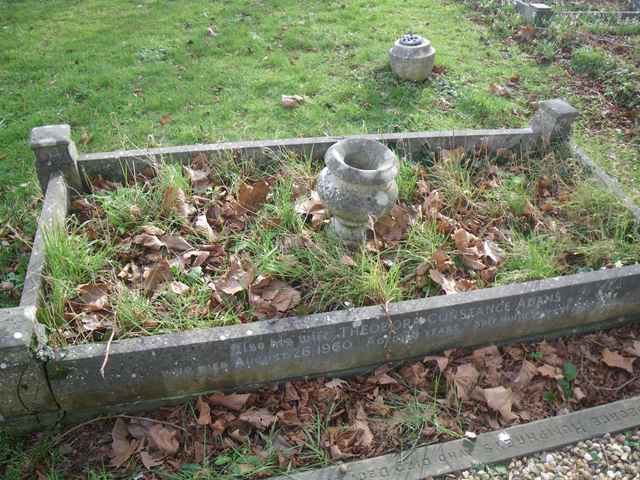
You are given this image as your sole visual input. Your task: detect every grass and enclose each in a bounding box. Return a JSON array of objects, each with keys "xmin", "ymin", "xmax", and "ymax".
[
  {"xmin": 34, "ymin": 144, "xmax": 639, "ymax": 345},
  {"xmin": 0, "ymin": 0, "xmax": 572, "ymax": 308}
]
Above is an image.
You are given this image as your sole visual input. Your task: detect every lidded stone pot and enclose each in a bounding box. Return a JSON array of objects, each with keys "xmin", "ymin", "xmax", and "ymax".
[
  {"xmin": 317, "ymin": 138, "xmax": 399, "ymax": 244},
  {"xmin": 389, "ymin": 33, "xmax": 436, "ymax": 82}
]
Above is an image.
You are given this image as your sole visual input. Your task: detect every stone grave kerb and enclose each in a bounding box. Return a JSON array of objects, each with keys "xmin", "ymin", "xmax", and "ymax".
[
  {"xmin": 530, "ymin": 99, "xmax": 580, "ymax": 145},
  {"xmin": 30, "ymin": 124, "xmax": 84, "ymax": 194}
]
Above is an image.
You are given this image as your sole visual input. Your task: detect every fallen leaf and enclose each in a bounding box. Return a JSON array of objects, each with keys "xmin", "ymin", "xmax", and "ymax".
[
  {"xmin": 238, "ymin": 180, "xmax": 270, "ymax": 213},
  {"xmin": 482, "ymin": 240, "xmax": 504, "ymax": 265},
  {"xmin": 196, "ymin": 397, "xmax": 211, "ymax": 425},
  {"xmin": 239, "ymin": 408, "xmax": 276, "ymax": 430},
  {"xmin": 433, "ymin": 249, "xmax": 454, "ymax": 273},
  {"xmin": 209, "ymin": 392, "xmax": 251, "ymax": 411},
  {"xmin": 147, "ymin": 424, "xmax": 179, "ymax": 454},
  {"xmin": 169, "ymin": 281, "xmax": 190, "ymax": 295},
  {"xmin": 144, "ymin": 259, "xmax": 172, "ymax": 292},
  {"xmin": 482, "ymin": 386, "xmax": 517, "ymax": 421},
  {"xmin": 75, "ymin": 283, "xmax": 109, "ymax": 312},
  {"xmin": 489, "ymin": 83, "xmax": 511, "ymax": 97},
  {"xmin": 249, "ymin": 277, "xmax": 301, "ymax": 319},
  {"xmin": 133, "ymin": 233, "xmax": 164, "ymax": 251},
  {"xmin": 281, "ymin": 94, "xmax": 305, "ymax": 108},
  {"xmin": 429, "ymin": 269, "xmax": 459, "ymax": 295},
  {"xmin": 453, "ymin": 364, "xmax": 479, "ymax": 401},
  {"xmin": 295, "ymin": 191, "xmax": 328, "ymax": 228},
  {"xmin": 161, "ymin": 235, "xmax": 192, "ymax": 252},
  {"xmin": 374, "ymin": 204, "xmax": 412, "ymax": 244},
  {"xmin": 212, "ymin": 254, "xmax": 255, "ymax": 295},
  {"xmin": 194, "ymin": 214, "xmax": 216, "ymax": 242},
  {"xmin": 537, "ymin": 364, "xmax": 563, "ymax": 380},
  {"xmin": 142, "ymin": 225, "xmax": 165, "ymax": 236},
  {"xmin": 602, "ymin": 349, "xmax": 635, "ymax": 373},
  {"xmin": 513, "ymin": 360, "xmax": 538, "ymax": 389},
  {"xmin": 140, "ymin": 450, "xmax": 163, "ymax": 469},
  {"xmin": 79, "ymin": 313, "xmax": 110, "ymax": 332},
  {"xmin": 625, "ymin": 341, "xmax": 640, "ymax": 357},
  {"xmin": 184, "ymin": 166, "xmax": 212, "ymax": 192},
  {"xmin": 162, "ymin": 186, "xmax": 194, "ymax": 220},
  {"xmin": 110, "ymin": 418, "xmax": 137, "ymax": 468},
  {"xmin": 424, "ymin": 356, "xmax": 449, "ymax": 372},
  {"xmin": 160, "ymin": 114, "xmax": 172, "ymax": 126},
  {"xmin": 340, "ymin": 255, "xmax": 356, "ymax": 267}
]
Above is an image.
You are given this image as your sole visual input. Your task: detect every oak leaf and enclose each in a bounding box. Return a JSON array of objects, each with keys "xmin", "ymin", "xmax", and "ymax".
[{"xmin": 602, "ymin": 349, "xmax": 635, "ymax": 373}]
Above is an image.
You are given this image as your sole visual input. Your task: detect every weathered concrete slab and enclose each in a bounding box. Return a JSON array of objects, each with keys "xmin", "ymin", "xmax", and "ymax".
[
  {"xmin": 21, "ymin": 173, "xmax": 69, "ymax": 313},
  {"xmin": 77, "ymin": 128, "xmax": 536, "ymax": 184},
  {"xmin": 273, "ymin": 395, "xmax": 640, "ymax": 480},
  {"xmin": 0, "ymin": 306, "xmax": 58, "ymax": 422},
  {"xmin": 516, "ymin": 1, "xmax": 554, "ymax": 25},
  {"xmin": 47, "ymin": 265, "xmax": 640, "ymax": 412}
]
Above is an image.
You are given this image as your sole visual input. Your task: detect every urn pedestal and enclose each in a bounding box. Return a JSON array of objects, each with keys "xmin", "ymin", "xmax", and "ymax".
[
  {"xmin": 317, "ymin": 138, "xmax": 399, "ymax": 245},
  {"xmin": 389, "ymin": 33, "xmax": 436, "ymax": 82}
]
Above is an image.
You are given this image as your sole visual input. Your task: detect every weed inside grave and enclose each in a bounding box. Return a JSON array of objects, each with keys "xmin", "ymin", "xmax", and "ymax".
[{"xmin": 39, "ymin": 147, "xmax": 640, "ymax": 345}]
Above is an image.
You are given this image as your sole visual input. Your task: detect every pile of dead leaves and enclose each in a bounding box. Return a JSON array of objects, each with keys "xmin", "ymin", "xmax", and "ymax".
[{"xmin": 42, "ymin": 323, "xmax": 640, "ymax": 478}]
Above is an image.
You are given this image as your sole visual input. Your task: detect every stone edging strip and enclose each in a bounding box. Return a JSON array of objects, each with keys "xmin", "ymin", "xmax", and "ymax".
[{"xmin": 274, "ymin": 396, "xmax": 640, "ymax": 480}]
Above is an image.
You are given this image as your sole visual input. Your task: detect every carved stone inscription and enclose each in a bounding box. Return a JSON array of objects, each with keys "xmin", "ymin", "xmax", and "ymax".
[
  {"xmin": 227, "ymin": 283, "xmax": 616, "ymax": 372},
  {"xmin": 277, "ymin": 397, "xmax": 640, "ymax": 480}
]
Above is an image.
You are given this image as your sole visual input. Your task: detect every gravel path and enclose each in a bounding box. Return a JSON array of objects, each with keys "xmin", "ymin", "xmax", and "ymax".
[{"xmin": 442, "ymin": 430, "xmax": 640, "ymax": 479}]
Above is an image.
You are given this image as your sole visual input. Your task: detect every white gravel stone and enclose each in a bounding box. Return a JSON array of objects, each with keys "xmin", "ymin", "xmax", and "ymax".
[{"xmin": 443, "ymin": 428, "xmax": 640, "ymax": 480}]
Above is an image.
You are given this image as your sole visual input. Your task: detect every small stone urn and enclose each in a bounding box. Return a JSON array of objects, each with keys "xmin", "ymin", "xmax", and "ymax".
[
  {"xmin": 389, "ymin": 33, "xmax": 436, "ymax": 82},
  {"xmin": 317, "ymin": 138, "xmax": 399, "ymax": 244}
]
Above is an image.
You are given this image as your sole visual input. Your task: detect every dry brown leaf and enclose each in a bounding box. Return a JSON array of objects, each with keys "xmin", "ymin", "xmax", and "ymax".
[
  {"xmin": 196, "ymin": 397, "xmax": 211, "ymax": 425},
  {"xmin": 169, "ymin": 281, "xmax": 190, "ymax": 295},
  {"xmin": 295, "ymin": 191, "xmax": 328, "ymax": 228},
  {"xmin": 281, "ymin": 94, "xmax": 305, "ymax": 108},
  {"xmin": 238, "ymin": 180, "xmax": 270, "ymax": 212},
  {"xmin": 147, "ymin": 424, "xmax": 179, "ymax": 454},
  {"xmin": 537, "ymin": 364, "xmax": 563, "ymax": 380},
  {"xmin": 142, "ymin": 225, "xmax": 165, "ymax": 236},
  {"xmin": 162, "ymin": 186, "xmax": 195, "ymax": 220},
  {"xmin": 514, "ymin": 360, "xmax": 538, "ymax": 389},
  {"xmin": 160, "ymin": 114, "xmax": 172, "ymax": 126},
  {"xmin": 144, "ymin": 259, "xmax": 172, "ymax": 293},
  {"xmin": 76, "ymin": 283, "xmax": 109, "ymax": 312},
  {"xmin": 140, "ymin": 450, "xmax": 163, "ymax": 469},
  {"xmin": 489, "ymin": 83, "xmax": 511, "ymax": 97},
  {"xmin": 424, "ymin": 356, "xmax": 449, "ymax": 372},
  {"xmin": 133, "ymin": 233, "xmax": 164, "ymax": 250},
  {"xmin": 453, "ymin": 364, "xmax": 479, "ymax": 401},
  {"xmin": 110, "ymin": 418, "xmax": 137, "ymax": 468},
  {"xmin": 184, "ymin": 164, "xmax": 212, "ymax": 192},
  {"xmin": 429, "ymin": 269, "xmax": 459, "ymax": 295},
  {"xmin": 340, "ymin": 255, "xmax": 356, "ymax": 267},
  {"xmin": 453, "ymin": 228, "xmax": 478, "ymax": 250},
  {"xmin": 194, "ymin": 214, "xmax": 216, "ymax": 242},
  {"xmin": 239, "ymin": 408, "xmax": 276, "ymax": 431},
  {"xmin": 602, "ymin": 349, "xmax": 635, "ymax": 373},
  {"xmin": 212, "ymin": 254, "xmax": 255, "ymax": 295},
  {"xmin": 433, "ymin": 249, "xmax": 454, "ymax": 273},
  {"xmin": 625, "ymin": 341, "xmax": 640, "ymax": 357},
  {"xmin": 374, "ymin": 204, "xmax": 412, "ymax": 244},
  {"xmin": 482, "ymin": 240, "xmax": 504, "ymax": 265},
  {"xmin": 208, "ymin": 392, "xmax": 251, "ymax": 411},
  {"xmin": 249, "ymin": 277, "xmax": 301, "ymax": 319},
  {"xmin": 482, "ymin": 386, "xmax": 517, "ymax": 421},
  {"xmin": 162, "ymin": 235, "xmax": 192, "ymax": 252}
]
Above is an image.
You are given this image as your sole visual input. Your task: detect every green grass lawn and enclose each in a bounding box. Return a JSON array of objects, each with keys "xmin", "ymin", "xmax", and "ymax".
[{"xmin": 0, "ymin": 0, "xmax": 573, "ymax": 308}]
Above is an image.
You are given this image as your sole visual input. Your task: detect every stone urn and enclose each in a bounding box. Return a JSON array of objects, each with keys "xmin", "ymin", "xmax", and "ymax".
[
  {"xmin": 389, "ymin": 33, "xmax": 436, "ymax": 82},
  {"xmin": 317, "ymin": 138, "xmax": 399, "ymax": 244}
]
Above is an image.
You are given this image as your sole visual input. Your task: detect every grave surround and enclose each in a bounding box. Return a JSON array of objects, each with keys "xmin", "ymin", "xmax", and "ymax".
[{"xmin": 1, "ymin": 99, "xmax": 640, "ymax": 453}]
